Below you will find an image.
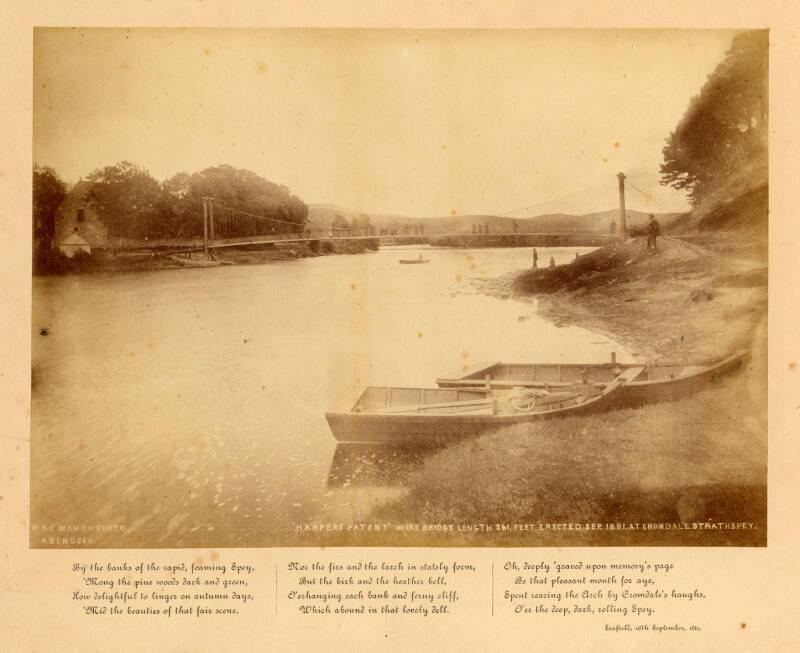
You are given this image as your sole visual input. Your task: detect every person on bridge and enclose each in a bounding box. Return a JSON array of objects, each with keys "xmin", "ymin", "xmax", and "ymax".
[
  {"xmin": 532, "ymin": 248, "xmax": 538, "ymax": 269},
  {"xmin": 647, "ymin": 214, "xmax": 660, "ymax": 252}
]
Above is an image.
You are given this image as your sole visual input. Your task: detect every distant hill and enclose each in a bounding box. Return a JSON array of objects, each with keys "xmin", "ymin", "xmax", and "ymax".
[
  {"xmin": 307, "ymin": 204, "xmax": 517, "ymax": 234},
  {"xmin": 520, "ymin": 209, "xmax": 685, "ymax": 234},
  {"xmin": 308, "ymin": 203, "xmax": 684, "ymax": 235},
  {"xmin": 307, "ymin": 204, "xmax": 408, "ymax": 229}
]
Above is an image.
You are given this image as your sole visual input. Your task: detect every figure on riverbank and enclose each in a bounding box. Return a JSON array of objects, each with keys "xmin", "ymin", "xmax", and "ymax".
[
  {"xmin": 532, "ymin": 248, "xmax": 538, "ymax": 268},
  {"xmin": 549, "ymin": 256, "xmax": 556, "ymax": 268},
  {"xmin": 647, "ymin": 214, "xmax": 660, "ymax": 252},
  {"xmin": 610, "ymin": 219, "xmax": 617, "ymax": 235}
]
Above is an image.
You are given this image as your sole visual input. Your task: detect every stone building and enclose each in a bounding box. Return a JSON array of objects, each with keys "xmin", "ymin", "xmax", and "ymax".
[{"xmin": 54, "ymin": 180, "xmax": 110, "ymax": 254}]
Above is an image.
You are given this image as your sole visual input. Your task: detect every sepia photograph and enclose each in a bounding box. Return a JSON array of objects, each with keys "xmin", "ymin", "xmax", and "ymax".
[{"xmin": 31, "ymin": 27, "xmax": 768, "ymax": 549}]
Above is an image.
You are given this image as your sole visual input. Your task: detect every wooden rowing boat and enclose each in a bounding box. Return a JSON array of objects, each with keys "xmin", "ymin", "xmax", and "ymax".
[
  {"xmin": 325, "ymin": 366, "xmax": 644, "ymax": 444},
  {"xmin": 435, "ymin": 349, "xmax": 749, "ymax": 408},
  {"xmin": 399, "ymin": 258, "xmax": 429, "ymax": 264}
]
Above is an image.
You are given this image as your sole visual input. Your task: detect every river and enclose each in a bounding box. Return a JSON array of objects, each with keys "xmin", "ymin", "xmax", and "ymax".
[{"xmin": 31, "ymin": 245, "xmax": 630, "ymax": 547}]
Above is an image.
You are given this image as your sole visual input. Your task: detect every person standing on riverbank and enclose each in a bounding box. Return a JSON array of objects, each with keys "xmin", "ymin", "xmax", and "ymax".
[
  {"xmin": 610, "ymin": 219, "xmax": 616, "ymax": 235},
  {"xmin": 532, "ymin": 248, "xmax": 538, "ymax": 268},
  {"xmin": 647, "ymin": 214, "xmax": 660, "ymax": 252}
]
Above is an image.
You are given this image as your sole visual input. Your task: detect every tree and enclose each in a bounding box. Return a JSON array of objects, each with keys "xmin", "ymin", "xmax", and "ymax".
[
  {"xmin": 86, "ymin": 161, "xmax": 163, "ymax": 239},
  {"xmin": 85, "ymin": 161, "xmax": 147, "ymax": 185},
  {"xmin": 331, "ymin": 214, "xmax": 350, "ymax": 235},
  {"xmin": 351, "ymin": 213, "xmax": 373, "ymax": 235},
  {"xmin": 162, "ymin": 172, "xmax": 191, "ymax": 199},
  {"xmin": 33, "ymin": 164, "xmax": 67, "ymax": 245},
  {"xmin": 76, "ymin": 162, "xmax": 309, "ymax": 241},
  {"xmin": 161, "ymin": 172, "xmax": 201, "ymax": 237},
  {"xmin": 183, "ymin": 165, "xmax": 308, "ymax": 225},
  {"xmin": 660, "ymin": 31, "xmax": 768, "ymax": 204},
  {"xmin": 33, "ymin": 164, "xmax": 68, "ymax": 272},
  {"xmin": 164, "ymin": 165, "xmax": 309, "ymax": 237}
]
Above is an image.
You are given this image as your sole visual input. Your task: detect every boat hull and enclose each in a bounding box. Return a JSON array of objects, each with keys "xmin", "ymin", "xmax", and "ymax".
[
  {"xmin": 325, "ymin": 369, "xmax": 641, "ymax": 444},
  {"xmin": 436, "ymin": 350, "xmax": 750, "ymax": 409},
  {"xmin": 609, "ymin": 350, "xmax": 749, "ymax": 408},
  {"xmin": 326, "ymin": 407, "xmax": 595, "ymax": 444}
]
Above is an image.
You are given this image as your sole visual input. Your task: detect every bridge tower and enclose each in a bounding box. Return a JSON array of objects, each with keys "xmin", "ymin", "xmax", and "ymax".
[
  {"xmin": 616, "ymin": 172, "xmax": 628, "ymax": 242},
  {"xmin": 202, "ymin": 197, "xmax": 216, "ymax": 258}
]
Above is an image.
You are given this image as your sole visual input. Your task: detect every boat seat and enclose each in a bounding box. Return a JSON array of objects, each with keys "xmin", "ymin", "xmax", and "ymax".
[{"xmin": 371, "ymin": 398, "xmax": 495, "ymax": 415}]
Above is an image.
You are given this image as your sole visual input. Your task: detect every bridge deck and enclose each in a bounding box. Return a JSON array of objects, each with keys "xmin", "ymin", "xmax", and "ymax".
[{"xmin": 151, "ymin": 232, "xmax": 619, "ymax": 256}]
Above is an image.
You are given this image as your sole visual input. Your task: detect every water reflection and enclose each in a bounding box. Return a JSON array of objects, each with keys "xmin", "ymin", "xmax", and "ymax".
[
  {"xmin": 32, "ymin": 245, "xmax": 631, "ymax": 546},
  {"xmin": 327, "ymin": 444, "xmax": 435, "ymax": 489}
]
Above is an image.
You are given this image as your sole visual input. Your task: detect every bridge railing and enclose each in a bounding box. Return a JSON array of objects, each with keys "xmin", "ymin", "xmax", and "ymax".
[{"xmin": 111, "ymin": 230, "xmax": 619, "ymax": 253}]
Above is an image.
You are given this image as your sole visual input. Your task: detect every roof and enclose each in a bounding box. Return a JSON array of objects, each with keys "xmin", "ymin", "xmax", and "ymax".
[
  {"xmin": 68, "ymin": 180, "xmax": 101, "ymax": 201},
  {"xmin": 60, "ymin": 232, "xmax": 90, "ymax": 246}
]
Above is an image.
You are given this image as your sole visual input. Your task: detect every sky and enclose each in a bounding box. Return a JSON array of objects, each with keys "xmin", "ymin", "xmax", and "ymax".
[{"xmin": 33, "ymin": 28, "xmax": 736, "ymax": 217}]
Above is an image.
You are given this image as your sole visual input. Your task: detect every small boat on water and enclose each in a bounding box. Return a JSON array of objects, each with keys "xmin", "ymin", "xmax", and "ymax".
[
  {"xmin": 435, "ymin": 349, "xmax": 749, "ymax": 408},
  {"xmin": 399, "ymin": 254, "xmax": 430, "ymax": 264},
  {"xmin": 325, "ymin": 366, "xmax": 644, "ymax": 444}
]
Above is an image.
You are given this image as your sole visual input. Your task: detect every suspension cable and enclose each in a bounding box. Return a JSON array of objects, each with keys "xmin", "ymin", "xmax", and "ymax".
[{"xmin": 624, "ymin": 178, "xmax": 654, "ymax": 199}]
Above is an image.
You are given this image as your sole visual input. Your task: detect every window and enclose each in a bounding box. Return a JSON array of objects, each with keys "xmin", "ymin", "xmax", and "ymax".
[{"xmin": 76, "ymin": 208, "xmax": 85, "ymax": 223}]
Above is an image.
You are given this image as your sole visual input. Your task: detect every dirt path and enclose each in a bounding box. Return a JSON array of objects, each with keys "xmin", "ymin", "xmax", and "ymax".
[{"xmin": 663, "ymin": 235, "xmax": 763, "ymax": 270}]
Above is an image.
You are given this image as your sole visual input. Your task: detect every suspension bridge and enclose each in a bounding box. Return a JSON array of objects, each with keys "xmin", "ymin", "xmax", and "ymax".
[{"xmin": 138, "ymin": 174, "xmax": 647, "ymax": 258}]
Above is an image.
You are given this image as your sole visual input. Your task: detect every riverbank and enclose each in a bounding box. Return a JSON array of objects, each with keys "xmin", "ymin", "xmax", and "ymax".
[
  {"xmin": 370, "ymin": 373, "xmax": 766, "ymax": 546},
  {"xmin": 33, "ymin": 238, "xmax": 380, "ymax": 275},
  {"xmin": 523, "ymin": 236, "xmax": 766, "ymax": 360},
  {"xmin": 472, "ymin": 235, "xmax": 766, "ymax": 361},
  {"xmin": 373, "ymin": 228, "xmax": 768, "ymax": 546}
]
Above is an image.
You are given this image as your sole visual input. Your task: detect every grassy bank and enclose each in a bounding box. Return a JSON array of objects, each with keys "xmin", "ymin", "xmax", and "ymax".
[
  {"xmin": 373, "ymin": 193, "xmax": 768, "ymax": 546},
  {"xmin": 509, "ymin": 184, "xmax": 768, "ymax": 361},
  {"xmin": 371, "ymin": 372, "xmax": 765, "ymax": 546},
  {"xmin": 511, "ymin": 236, "xmax": 767, "ymax": 361}
]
